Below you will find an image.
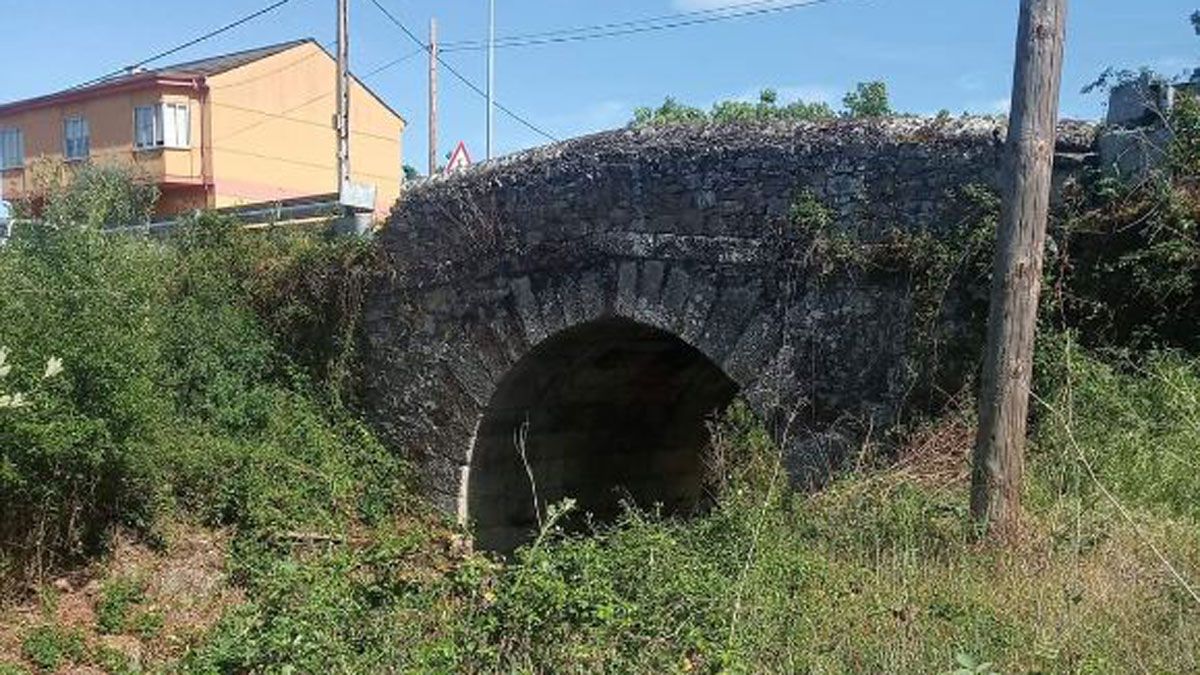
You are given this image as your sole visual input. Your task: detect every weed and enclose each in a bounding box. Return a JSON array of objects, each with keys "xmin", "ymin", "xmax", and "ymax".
[
  {"xmin": 93, "ymin": 645, "xmax": 136, "ymax": 675},
  {"xmin": 20, "ymin": 625, "xmax": 84, "ymax": 672},
  {"xmin": 131, "ymin": 609, "xmax": 164, "ymax": 640},
  {"xmin": 95, "ymin": 577, "xmax": 145, "ymax": 634}
]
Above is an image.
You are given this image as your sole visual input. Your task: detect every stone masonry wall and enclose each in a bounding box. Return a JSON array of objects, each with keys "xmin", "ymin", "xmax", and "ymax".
[{"xmin": 363, "ymin": 117, "xmax": 1096, "ymax": 522}]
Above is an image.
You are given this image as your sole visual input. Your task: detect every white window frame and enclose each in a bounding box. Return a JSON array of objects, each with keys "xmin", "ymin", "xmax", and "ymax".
[
  {"xmin": 0, "ymin": 128, "xmax": 23, "ymax": 170},
  {"xmin": 134, "ymin": 105, "xmax": 159, "ymax": 149},
  {"xmin": 133, "ymin": 102, "xmax": 191, "ymax": 150},
  {"xmin": 162, "ymin": 102, "xmax": 190, "ymax": 149},
  {"xmin": 64, "ymin": 116, "xmax": 90, "ymax": 160}
]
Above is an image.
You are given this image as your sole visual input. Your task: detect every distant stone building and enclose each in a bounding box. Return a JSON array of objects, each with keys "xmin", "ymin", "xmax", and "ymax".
[{"xmin": 1100, "ymin": 73, "xmax": 1197, "ymax": 177}]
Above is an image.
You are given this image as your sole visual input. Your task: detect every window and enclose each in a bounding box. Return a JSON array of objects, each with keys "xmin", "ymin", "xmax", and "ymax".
[
  {"xmin": 134, "ymin": 102, "xmax": 190, "ymax": 149},
  {"xmin": 134, "ymin": 106, "xmax": 157, "ymax": 149},
  {"xmin": 64, "ymin": 116, "xmax": 89, "ymax": 160},
  {"xmin": 0, "ymin": 129, "xmax": 23, "ymax": 170},
  {"xmin": 163, "ymin": 103, "xmax": 190, "ymax": 148}
]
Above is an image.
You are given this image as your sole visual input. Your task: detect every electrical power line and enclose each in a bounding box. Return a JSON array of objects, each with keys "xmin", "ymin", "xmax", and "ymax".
[
  {"xmin": 440, "ymin": 0, "xmax": 814, "ymax": 51},
  {"xmin": 211, "ymin": 145, "xmax": 397, "ymax": 182},
  {"xmin": 75, "ymin": 0, "xmax": 302, "ymax": 90},
  {"xmin": 214, "ymin": 47, "xmax": 424, "ymax": 143},
  {"xmin": 212, "ymin": 101, "xmax": 401, "ymax": 142},
  {"xmin": 437, "ymin": 58, "xmax": 557, "ymax": 143},
  {"xmin": 363, "ymin": 46, "xmax": 427, "ymax": 78},
  {"xmin": 209, "ymin": 42, "xmax": 331, "ymax": 90},
  {"xmin": 439, "ymin": 0, "xmax": 839, "ymax": 53},
  {"xmin": 365, "ymin": 0, "xmax": 559, "ymax": 143}
]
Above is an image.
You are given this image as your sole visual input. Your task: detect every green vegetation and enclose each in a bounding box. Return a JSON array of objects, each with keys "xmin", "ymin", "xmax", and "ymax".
[
  {"xmin": 0, "ymin": 177, "xmax": 403, "ymax": 590},
  {"xmin": 788, "ymin": 182, "xmax": 998, "ymax": 410},
  {"xmin": 1033, "ymin": 343, "xmax": 1200, "ymax": 522},
  {"xmin": 631, "ymin": 82, "xmax": 892, "ymax": 127},
  {"xmin": 841, "ymin": 80, "xmax": 893, "ymax": 118},
  {"xmin": 2, "ymin": 75, "xmax": 1200, "ymax": 672},
  {"xmin": 8, "ymin": 159, "xmax": 158, "ymax": 228},
  {"xmin": 20, "ymin": 625, "xmax": 83, "ymax": 672},
  {"xmin": 1049, "ymin": 95, "xmax": 1200, "ymax": 353},
  {"xmin": 176, "ymin": 373, "xmax": 1199, "ymax": 672},
  {"xmin": 94, "ymin": 577, "xmax": 145, "ymax": 634}
]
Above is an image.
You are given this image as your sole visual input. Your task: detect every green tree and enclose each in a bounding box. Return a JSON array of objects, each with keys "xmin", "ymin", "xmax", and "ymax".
[
  {"xmin": 632, "ymin": 96, "xmax": 708, "ymax": 127},
  {"xmin": 842, "ymin": 81, "xmax": 892, "ymax": 118},
  {"xmin": 782, "ymin": 99, "xmax": 837, "ymax": 121},
  {"xmin": 11, "ymin": 158, "xmax": 159, "ymax": 228},
  {"xmin": 634, "ymin": 89, "xmax": 835, "ymax": 127}
]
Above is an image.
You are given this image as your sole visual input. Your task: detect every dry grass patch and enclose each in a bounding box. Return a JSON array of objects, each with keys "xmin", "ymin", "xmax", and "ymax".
[{"xmin": 0, "ymin": 523, "xmax": 238, "ymax": 673}]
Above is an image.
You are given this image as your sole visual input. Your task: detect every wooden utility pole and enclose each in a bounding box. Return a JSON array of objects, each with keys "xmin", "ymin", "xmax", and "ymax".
[
  {"xmin": 428, "ymin": 17, "xmax": 439, "ymax": 177},
  {"xmin": 335, "ymin": 0, "xmax": 351, "ymax": 195},
  {"xmin": 486, "ymin": 0, "xmax": 495, "ymax": 160},
  {"xmin": 970, "ymin": 0, "xmax": 1067, "ymax": 536}
]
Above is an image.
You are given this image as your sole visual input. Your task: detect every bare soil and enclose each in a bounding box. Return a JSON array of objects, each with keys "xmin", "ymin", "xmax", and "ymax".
[{"xmin": 0, "ymin": 523, "xmax": 239, "ymax": 673}]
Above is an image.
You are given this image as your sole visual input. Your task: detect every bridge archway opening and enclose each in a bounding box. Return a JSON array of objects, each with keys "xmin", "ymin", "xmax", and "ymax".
[{"xmin": 467, "ymin": 317, "xmax": 739, "ymax": 552}]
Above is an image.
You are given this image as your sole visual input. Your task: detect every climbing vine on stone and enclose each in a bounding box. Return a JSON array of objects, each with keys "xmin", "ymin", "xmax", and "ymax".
[{"xmin": 787, "ymin": 183, "xmax": 999, "ymax": 408}]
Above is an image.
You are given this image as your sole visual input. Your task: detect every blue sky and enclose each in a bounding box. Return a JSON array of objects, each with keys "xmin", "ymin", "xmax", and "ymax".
[{"xmin": 1, "ymin": 0, "xmax": 1197, "ymax": 167}]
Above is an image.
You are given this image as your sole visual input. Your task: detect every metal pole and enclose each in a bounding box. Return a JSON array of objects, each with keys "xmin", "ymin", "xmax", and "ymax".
[
  {"xmin": 336, "ymin": 0, "xmax": 351, "ymax": 195},
  {"xmin": 486, "ymin": 0, "xmax": 495, "ymax": 160},
  {"xmin": 429, "ymin": 17, "xmax": 439, "ymax": 177}
]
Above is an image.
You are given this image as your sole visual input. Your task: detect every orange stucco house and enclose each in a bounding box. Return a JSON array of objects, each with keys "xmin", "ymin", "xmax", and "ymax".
[{"xmin": 0, "ymin": 39, "xmax": 405, "ymax": 220}]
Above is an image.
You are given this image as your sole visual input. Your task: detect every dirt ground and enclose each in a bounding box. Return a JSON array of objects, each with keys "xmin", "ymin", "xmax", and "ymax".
[{"xmin": 0, "ymin": 524, "xmax": 239, "ymax": 673}]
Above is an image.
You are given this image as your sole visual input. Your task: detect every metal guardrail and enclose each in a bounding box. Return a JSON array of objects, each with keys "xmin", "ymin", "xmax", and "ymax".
[
  {"xmin": 1, "ymin": 194, "xmax": 366, "ymax": 243},
  {"xmin": 104, "ymin": 198, "xmax": 347, "ymax": 235}
]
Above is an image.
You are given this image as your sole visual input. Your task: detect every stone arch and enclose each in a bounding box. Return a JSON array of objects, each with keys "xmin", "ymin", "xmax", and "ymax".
[
  {"xmin": 464, "ymin": 316, "xmax": 740, "ymax": 551},
  {"xmin": 364, "ymin": 119, "xmax": 1092, "ymax": 548}
]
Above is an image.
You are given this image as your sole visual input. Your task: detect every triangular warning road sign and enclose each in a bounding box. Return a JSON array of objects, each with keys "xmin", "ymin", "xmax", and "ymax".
[{"xmin": 444, "ymin": 141, "xmax": 472, "ymax": 174}]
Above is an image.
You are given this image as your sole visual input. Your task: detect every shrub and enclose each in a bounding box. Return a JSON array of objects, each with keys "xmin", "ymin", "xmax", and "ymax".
[
  {"xmin": 10, "ymin": 158, "xmax": 158, "ymax": 228},
  {"xmin": 0, "ymin": 210, "xmax": 409, "ymax": 589},
  {"xmin": 842, "ymin": 80, "xmax": 892, "ymax": 118},
  {"xmin": 0, "ymin": 224, "xmax": 176, "ymax": 577},
  {"xmin": 20, "ymin": 625, "xmax": 84, "ymax": 672},
  {"xmin": 1032, "ymin": 337, "xmax": 1200, "ymax": 520},
  {"xmin": 95, "ymin": 576, "xmax": 146, "ymax": 634},
  {"xmin": 630, "ymin": 83, "xmax": 880, "ymax": 128}
]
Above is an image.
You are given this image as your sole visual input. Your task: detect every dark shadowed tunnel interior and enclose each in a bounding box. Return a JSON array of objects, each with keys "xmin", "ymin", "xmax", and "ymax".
[{"xmin": 467, "ymin": 317, "xmax": 739, "ymax": 552}]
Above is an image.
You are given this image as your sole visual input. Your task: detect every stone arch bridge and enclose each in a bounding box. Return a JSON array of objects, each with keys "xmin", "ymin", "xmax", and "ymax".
[{"xmin": 363, "ymin": 118, "xmax": 1095, "ymax": 550}]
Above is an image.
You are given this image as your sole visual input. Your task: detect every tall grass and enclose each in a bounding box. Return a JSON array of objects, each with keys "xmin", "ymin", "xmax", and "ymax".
[{"xmin": 186, "ymin": 348, "xmax": 1200, "ymax": 672}]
